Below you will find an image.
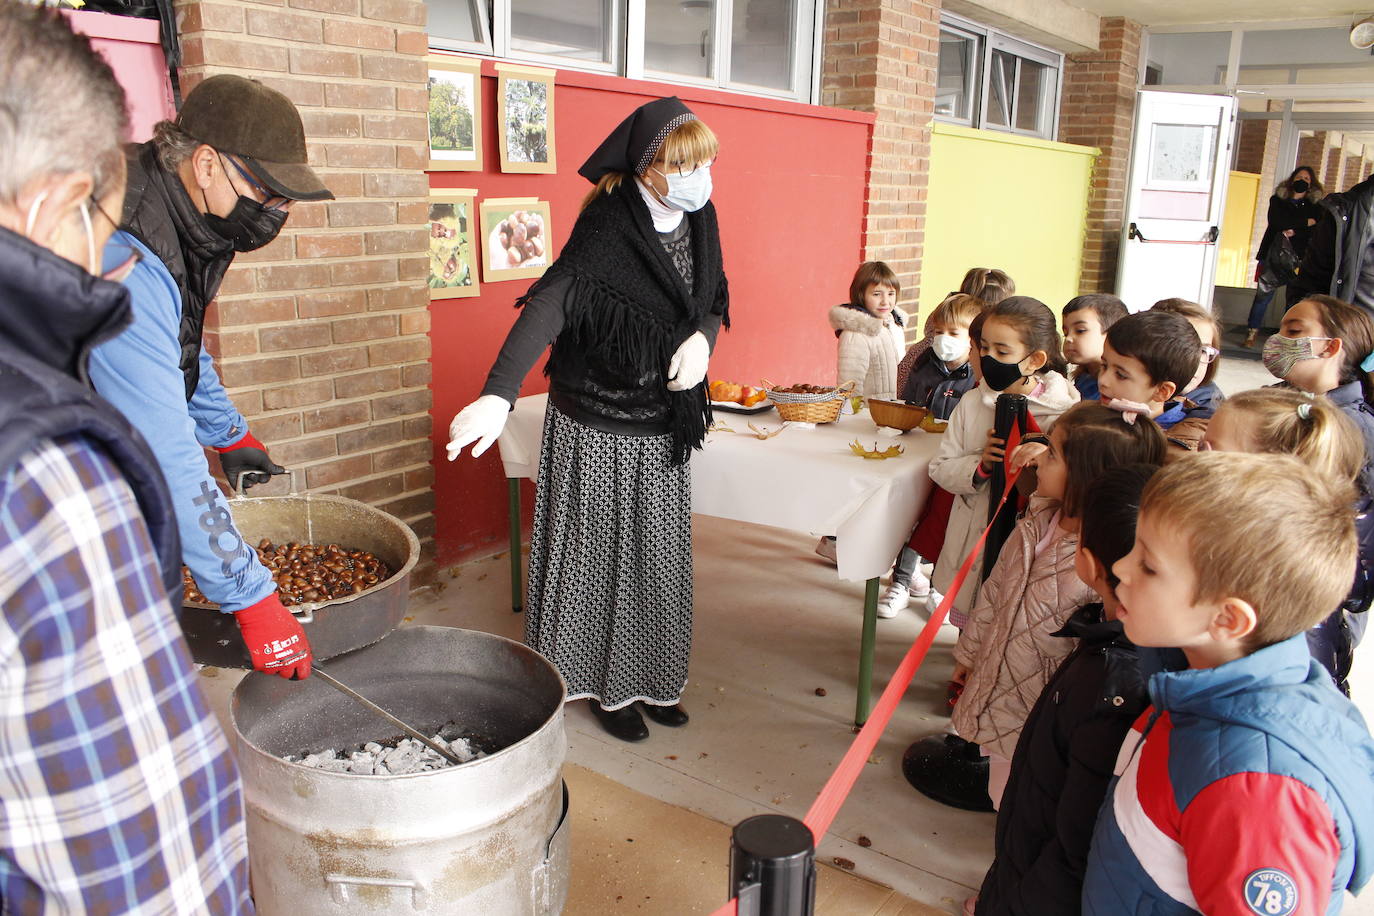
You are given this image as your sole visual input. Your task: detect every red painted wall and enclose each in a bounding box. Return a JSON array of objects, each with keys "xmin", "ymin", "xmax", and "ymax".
[{"xmin": 429, "ymin": 62, "xmax": 873, "ymax": 564}]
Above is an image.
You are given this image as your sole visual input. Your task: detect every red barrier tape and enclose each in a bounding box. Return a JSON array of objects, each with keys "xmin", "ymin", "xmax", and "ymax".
[{"xmin": 709, "ymin": 442, "xmax": 1024, "ymax": 915}]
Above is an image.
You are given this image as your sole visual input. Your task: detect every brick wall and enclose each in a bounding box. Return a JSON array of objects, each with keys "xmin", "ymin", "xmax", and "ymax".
[
  {"xmin": 177, "ymin": 0, "xmax": 437, "ymax": 582},
  {"xmin": 1296, "ymin": 131, "xmax": 1327, "ymax": 182},
  {"xmin": 1235, "ymin": 119, "xmax": 1270, "ymax": 174},
  {"xmin": 1244, "ymin": 113, "xmax": 1282, "ymax": 273},
  {"xmin": 1347, "ymin": 154, "xmax": 1368, "ymax": 191},
  {"xmin": 1326, "ymin": 143, "xmax": 1346, "ymax": 195},
  {"xmin": 820, "ymin": 0, "xmax": 941, "ymax": 329},
  {"xmin": 1058, "ymin": 17, "xmax": 1141, "ymax": 293}
]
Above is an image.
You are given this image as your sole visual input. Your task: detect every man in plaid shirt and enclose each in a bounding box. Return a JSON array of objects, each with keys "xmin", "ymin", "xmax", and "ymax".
[{"xmin": 0, "ymin": 4, "xmax": 253, "ymax": 911}]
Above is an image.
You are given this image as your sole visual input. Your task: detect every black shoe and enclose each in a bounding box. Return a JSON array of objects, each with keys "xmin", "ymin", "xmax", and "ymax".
[
  {"xmin": 641, "ymin": 703, "xmax": 689, "ymax": 727},
  {"xmin": 589, "ymin": 701, "xmax": 649, "ymax": 742},
  {"xmin": 901, "ymin": 734, "xmax": 994, "ymax": 812}
]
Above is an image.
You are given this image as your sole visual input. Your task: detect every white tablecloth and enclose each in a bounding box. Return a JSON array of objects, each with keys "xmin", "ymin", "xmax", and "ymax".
[{"xmin": 497, "ymin": 394, "xmax": 941, "ymax": 582}]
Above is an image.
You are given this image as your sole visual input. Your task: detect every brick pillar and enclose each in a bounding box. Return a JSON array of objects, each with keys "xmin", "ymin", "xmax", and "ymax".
[
  {"xmin": 1244, "ymin": 114, "xmax": 1282, "ymax": 280},
  {"xmin": 1326, "ymin": 143, "xmax": 1346, "ymax": 194},
  {"xmin": 1296, "ymin": 131, "xmax": 1327, "ymax": 178},
  {"xmin": 820, "ymin": 0, "xmax": 940, "ymax": 326},
  {"xmin": 1058, "ymin": 17, "xmax": 1142, "ymax": 293},
  {"xmin": 1347, "ymin": 152, "xmax": 1367, "ymax": 191},
  {"xmin": 177, "ymin": 0, "xmax": 437, "ymax": 582}
]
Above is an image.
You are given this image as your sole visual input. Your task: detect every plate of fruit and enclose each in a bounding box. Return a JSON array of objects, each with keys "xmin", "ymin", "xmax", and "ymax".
[{"xmin": 708, "ymin": 380, "xmax": 773, "ymax": 414}]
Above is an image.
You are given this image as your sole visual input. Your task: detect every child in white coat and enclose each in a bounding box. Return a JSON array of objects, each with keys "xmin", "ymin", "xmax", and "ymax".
[
  {"xmin": 830, "ymin": 261, "xmax": 908, "ymax": 398},
  {"xmin": 927, "ymin": 297, "xmax": 1079, "ymax": 622}
]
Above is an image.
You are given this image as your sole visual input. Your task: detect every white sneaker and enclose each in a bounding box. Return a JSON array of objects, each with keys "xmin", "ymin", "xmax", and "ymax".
[
  {"xmin": 926, "ymin": 589, "xmax": 945, "ymax": 616},
  {"xmin": 909, "ymin": 564, "xmax": 932, "ymax": 598},
  {"xmin": 814, "ymin": 536, "xmax": 837, "ymax": 564},
  {"xmin": 876, "ymin": 583, "xmax": 910, "ymax": 618}
]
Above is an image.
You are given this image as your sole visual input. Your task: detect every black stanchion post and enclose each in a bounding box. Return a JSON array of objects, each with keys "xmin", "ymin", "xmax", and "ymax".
[
  {"xmin": 983, "ymin": 392, "xmax": 1029, "ymax": 583},
  {"xmin": 729, "ymin": 814, "xmax": 816, "ymax": 916}
]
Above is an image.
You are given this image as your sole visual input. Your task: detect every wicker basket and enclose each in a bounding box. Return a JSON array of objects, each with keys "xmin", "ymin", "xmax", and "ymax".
[
  {"xmin": 762, "ymin": 379, "xmax": 854, "ymax": 424},
  {"xmin": 867, "ymin": 399, "xmax": 927, "ymax": 431}
]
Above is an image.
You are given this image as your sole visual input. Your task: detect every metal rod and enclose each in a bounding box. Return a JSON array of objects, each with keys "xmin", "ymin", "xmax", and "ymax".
[
  {"xmin": 311, "ymin": 665, "xmax": 467, "ymax": 767},
  {"xmin": 508, "ymin": 477, "xmax": 523, "ymax": 613}
]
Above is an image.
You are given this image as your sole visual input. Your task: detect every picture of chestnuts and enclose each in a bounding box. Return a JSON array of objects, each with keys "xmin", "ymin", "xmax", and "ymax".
[
  {"xmin": 183, "ymin": 540, "xmax": 393, "ymax": 608},
  {"xmin": 486, "ymin": 207, "xmax": 548, "ymax": 272}
]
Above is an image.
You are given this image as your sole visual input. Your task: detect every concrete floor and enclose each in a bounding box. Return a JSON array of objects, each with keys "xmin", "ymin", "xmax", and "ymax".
[{"xmin": 196, "ymin": 352, "xmax": 1374, "ymax": 914}]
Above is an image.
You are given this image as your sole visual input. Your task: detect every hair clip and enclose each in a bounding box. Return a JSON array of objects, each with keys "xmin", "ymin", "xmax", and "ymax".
[
  {"xmin": 1361, "ymin": 351, "xmax": 1374, "ymax": 373},
  {"xmin": 1297, "ymin": 402, "xmax": 1312, "ymax": 420},
  {"xmin": 1104, "ymin": 398, "xmax": 1152, "ymax": 426}
]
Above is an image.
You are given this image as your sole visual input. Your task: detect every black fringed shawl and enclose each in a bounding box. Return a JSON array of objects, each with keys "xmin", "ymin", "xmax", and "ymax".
[{"xmin": 517, "ymin": 180, "xmax": 729, "ymax": 464}]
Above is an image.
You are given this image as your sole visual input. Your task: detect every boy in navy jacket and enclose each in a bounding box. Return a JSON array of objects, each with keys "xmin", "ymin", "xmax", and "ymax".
[{"xmin": 1083, "ymin": 452, "xmax": 1374, "ymax": 915}]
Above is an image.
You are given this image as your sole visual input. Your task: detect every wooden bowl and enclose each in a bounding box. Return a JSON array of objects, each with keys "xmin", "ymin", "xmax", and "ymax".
[{"xmin": 867, "ymin": 398, "xmax": 927, "ymax": 431}]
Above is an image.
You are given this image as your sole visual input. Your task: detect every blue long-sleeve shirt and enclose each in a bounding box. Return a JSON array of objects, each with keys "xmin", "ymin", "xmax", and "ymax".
[{"xmin": 89, "ymin": 232, "xmax": 273, "ymax": 612}]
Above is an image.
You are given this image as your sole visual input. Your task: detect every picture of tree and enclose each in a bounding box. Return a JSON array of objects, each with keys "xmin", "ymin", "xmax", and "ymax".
[
  {"xmin": 496, "ymin": 65, "xmax": 555, "ymax": 174},
  {"xmin": 427, "ymin": 56, "xmax": 482, "ymax": 171},
  {"xmin": 504, "ymin": 79, "xmax": 548, "ymax": 164},
  {"xmin": 429, "ymin": 75, "xmax": 474, "ymax": 154}
]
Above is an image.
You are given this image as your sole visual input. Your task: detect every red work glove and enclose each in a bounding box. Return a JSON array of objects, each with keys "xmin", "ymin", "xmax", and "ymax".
[
  {"xmin": 234, "ymin": 593, "xmax": 312, "ymax": 680},
  {"xmin": 216, "ymin": 432, "xmax": 286, "ymax": 492}
]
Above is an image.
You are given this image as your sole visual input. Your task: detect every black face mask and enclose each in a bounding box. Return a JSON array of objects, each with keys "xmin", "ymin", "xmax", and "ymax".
[
  {"xmin": 1292, "ymin": 179, "xmax": 1311, "ymax": 194},
  {"xmin": 205, "ymin": 195, "xmax": 288, "ymax": 252},
  {"xmin": 981, "ymin": 353, "xmax": 1029, "ymax": 392}
]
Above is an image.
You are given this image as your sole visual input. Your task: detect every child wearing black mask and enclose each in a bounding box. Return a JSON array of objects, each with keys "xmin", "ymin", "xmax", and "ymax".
[{"xmin": 928, "ymin": 296, "xmax": 1079, "ymax": 624}]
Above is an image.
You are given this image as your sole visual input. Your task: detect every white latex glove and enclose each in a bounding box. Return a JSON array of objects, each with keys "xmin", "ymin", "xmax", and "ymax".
[
  {"xmin": 666, "ymin": 331, "xmax": 710, "ymax": 392},
  {"xmin": 447, "ymin": 394, "xmax": 511, "ymax": 460}
]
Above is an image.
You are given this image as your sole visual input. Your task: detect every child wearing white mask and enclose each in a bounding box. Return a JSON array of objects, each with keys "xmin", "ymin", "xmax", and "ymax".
[
  {"xmin": 1262, "ymin": 293, "xmax": 1374, "ymax": 495},
  {"xmin": 878, "ymin": 293, "xmax": 985, "ymax": 617}
]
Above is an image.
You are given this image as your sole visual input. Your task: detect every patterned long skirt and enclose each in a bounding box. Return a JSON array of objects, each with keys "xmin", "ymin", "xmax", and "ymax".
[{"xmin": 525, "ymin": 403, "xmax": 693, "ymax": 710}]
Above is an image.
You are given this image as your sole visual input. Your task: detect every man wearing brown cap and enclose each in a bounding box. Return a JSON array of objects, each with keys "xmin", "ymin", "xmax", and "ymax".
[{"xmin": 90, "ymin": 75, "xmax": 332, "ymax": 680}]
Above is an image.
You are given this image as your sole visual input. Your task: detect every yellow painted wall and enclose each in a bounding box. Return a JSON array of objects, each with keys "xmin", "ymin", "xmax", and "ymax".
[
  {"xmin": 919, "ymin": 123, "xmax": 1099, "ymax": 325},
  {"xmin": 1217, "ymin": 170, "xmax": 1260, "ymax": 289}
]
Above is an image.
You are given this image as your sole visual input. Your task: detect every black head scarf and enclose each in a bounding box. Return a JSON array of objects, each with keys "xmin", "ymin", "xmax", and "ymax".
[{"xmin": 578, "ymin": 96, "xmax": 699, "ymax": 182}]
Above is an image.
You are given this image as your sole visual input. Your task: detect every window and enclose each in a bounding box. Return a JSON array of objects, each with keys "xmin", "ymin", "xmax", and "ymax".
[
  {"xmin": 934, "ymin": 14, "xmax": 1062, "ymax": 140},
  {"xmin": 935, "ymin": 25, "xmax": 980, "ymax": 123},
  {"xmin": 511, "ymin": 0, "xmax": 618, "ymax": 70},
  {"xmin": 425, "ymin": 0, "xmax": 819, "ymax": 102},
  {"xmin": 430, "ymin": 0, "xmax": 491, "ymax": 53}
]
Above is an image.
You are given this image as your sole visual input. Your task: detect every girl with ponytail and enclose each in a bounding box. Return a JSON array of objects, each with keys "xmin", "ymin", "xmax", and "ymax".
[{"xmin": 1203, "ymin": 387, "xmax": 1371, "ymax": 695}]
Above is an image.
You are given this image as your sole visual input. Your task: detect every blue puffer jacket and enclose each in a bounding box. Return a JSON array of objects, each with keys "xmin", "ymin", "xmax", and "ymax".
[{"xmin": 1083, "ymin": 634, "xmax": 1374, "ymax": 916}]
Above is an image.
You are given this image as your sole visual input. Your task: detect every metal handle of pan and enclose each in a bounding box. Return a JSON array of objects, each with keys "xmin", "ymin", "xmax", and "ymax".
[{"xmin": 325, "ymin": 874, "xmax": 426, "ymax": 908}]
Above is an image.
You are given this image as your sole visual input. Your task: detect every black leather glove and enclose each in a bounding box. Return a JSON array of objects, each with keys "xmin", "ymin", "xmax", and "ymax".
[{"xmin": 216, "ymin": 432, "xmax": 286, "ymax": 491}]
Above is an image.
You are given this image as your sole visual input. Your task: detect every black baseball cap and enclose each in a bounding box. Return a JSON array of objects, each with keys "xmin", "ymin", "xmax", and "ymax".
[{"xmin": 176, "ymin": 75, "xmax": 334, "ymax": 202}]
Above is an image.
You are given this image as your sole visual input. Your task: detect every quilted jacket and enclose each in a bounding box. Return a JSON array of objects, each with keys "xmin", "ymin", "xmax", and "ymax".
[
  {"xmin": 929, "ymin": 374, "xmax": 1079, "ymax": 617},
  {"xmin": 952, "ymin": 497, "xmax": 1097, "ymax": 760},
  {"xmin": 830, "ymin": 303, "xmax": 908, "ymax": 399}
]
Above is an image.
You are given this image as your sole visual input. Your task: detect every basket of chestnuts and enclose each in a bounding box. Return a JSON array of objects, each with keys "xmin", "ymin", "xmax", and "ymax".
[
  {"xmin": 761, "ymin": 379, "xmax": 856, "ymax": 424},
  {"xmin": 178, "ymin": 494, "xmax": 420, "ymax": 669}
]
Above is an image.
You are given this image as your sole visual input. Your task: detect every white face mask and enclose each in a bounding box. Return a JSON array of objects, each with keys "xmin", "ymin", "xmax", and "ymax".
[
  {"xmin": 654, "ymin": 164, "xmax": 712, "ymax": 212},
  {"xmin": 931, "ymin": 333, "xmax": 970, "ymax": 363}
]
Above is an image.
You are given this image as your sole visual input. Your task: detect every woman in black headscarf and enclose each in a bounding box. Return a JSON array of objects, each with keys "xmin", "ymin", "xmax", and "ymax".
[{"xmin": 447, "ymin": 97, "xmax": 728, "ymax": 742}]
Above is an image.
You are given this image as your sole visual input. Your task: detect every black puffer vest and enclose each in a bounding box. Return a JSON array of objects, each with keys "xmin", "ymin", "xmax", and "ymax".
[
  {"xmin": 120, "ymin": 141, "xmax": 235, "ymax": 400},
  {"xmin": 0, "ymin": 226, "xmax": 181, "ymax": 599}
]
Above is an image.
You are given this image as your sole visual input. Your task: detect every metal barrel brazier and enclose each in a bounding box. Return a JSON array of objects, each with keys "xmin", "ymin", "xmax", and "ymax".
[
  {"xmin": 232, "ymin": 626, "xmax": 570, "ymax": 914},
  {"xmin": 179, "ymin": 494, "xmax": 420, "ymax": 667}
]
